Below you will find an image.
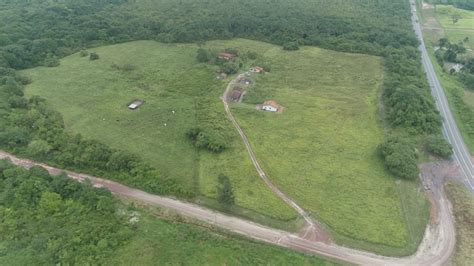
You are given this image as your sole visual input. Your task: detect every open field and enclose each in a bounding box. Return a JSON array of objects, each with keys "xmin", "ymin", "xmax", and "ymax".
[
  {"xmin": 435, "ymin": 5, "xmax": 474, "ymax": 30},
  {"xmin": 225, "ymin": 40, "xmax": 428, "ymax": 252},
  {"xmin": 23, "ymin": 39, "xmax": 428, "ymax": 252},
  {"xmin": 22, "ymin": 40, "xmax": 297, "ymax": 223},
  {"xmin": 445, "ymin": 182, "xmax": 474, "ymax": 265},
  {"xmin": 108, "ymin": 209, "xmax": 334, "ymax": 265}
]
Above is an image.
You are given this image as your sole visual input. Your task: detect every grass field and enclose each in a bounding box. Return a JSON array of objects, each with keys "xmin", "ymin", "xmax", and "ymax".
[
  {"xmin": 23, "ymin": 39, "xmax": 428, "ymax": 252},
  {"xmin": 225, "ymin": 41, "xmax": 428, "ymax": 251},
  {"xmin": 445, "ymin": 182, "xmax": 474, "ymax": 265},
  {"xmin": 107, "ymin": 208, "xmax": 335, "ymax": 266},
  {"xmin": 434, "ymin": 5, "xmax": 474, "ymax": 52},
  {"xmin": 435, "ymin": 5, "xmax": 474, "ymax": 29},
  {"xmin": 23, "ymin": 40, "xmax": 297, "ymax": 223}
]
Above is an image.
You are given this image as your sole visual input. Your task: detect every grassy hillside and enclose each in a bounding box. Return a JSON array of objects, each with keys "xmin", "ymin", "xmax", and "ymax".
[
  {"xmin": 23, "ymin": 39, "xmax": 428, "ymax": 253},
  {"xmin": 229, "ymin": 41, "xmax": 428, "ymax": 252}
]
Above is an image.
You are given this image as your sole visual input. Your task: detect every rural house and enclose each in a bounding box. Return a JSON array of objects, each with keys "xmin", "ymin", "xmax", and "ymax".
[
  {"xmin": 218, "ymin": 52, "xmax": 236, "ymax": 61},
  {"xmin": 262, "ymin": 100, "xmax": 279, "ymax": 112}
]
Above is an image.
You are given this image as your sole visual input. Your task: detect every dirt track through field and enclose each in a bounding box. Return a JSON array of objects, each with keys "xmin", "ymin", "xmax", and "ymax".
[
  {"xmin": 221, "ymin": 73, "xmax": 327, "ymax": 241},
  {"xmin": 0, "ymin": 151, "xmax": 457, "ymax": 265}
]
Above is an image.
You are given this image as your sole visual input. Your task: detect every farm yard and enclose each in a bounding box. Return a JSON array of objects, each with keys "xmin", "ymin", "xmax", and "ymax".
[{"xmin": 23, "ymin": 38, "xmax": 427, "ymax": 253}]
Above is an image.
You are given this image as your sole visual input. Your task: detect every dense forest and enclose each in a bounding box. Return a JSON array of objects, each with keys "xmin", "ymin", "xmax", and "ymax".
[
  {"xmin": 0, "ymin": 0, "xmax": 446, "ymax": 189},
  {"xmin": 427, "ymin": 0, "xmax": 474, "ymax": 10},
  {"xmin": 0, "ymin": 160, "xmax": 133, "ymax": 264}
]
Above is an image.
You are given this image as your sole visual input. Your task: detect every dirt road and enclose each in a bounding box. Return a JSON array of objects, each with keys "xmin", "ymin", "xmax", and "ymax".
[
  {"xmin": 0, "ymin": 151, "xmax": 456, "ymax": 265},
  {"xmin": 221, "ymin": 74, "xmax": 326, "ymax": 240}
]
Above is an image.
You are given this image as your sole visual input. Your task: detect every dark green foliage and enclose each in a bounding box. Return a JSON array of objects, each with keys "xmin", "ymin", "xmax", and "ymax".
[
  {"xmin": 43, "ymin": 55, "xmax": 60, "ymax": 67},
  {"xmin": 187, "ymin": 127, "xmax": 228, "ymax": 152},
  {"xmin": 79, "ymin": 50, "xmax": 89, "ymax": 57},
  {"xmin": 89, "ymin": 52, "xmax": 99, "ymax": 60},
  {"xmin": 0, "ymin": 69, "xmax": 186, "ymax": 198},
  {"xmin": 380, "ymin": 136, "xmax": 419, "ymax": 180},
  {"xmin": 386, "ymin": 86, "xmax": 441, "ymax": 134},
  {"xmin": 196, "ymin": 48, "xmax": 211, "ymax": 63},
  {"xmin": 427, "ymin": 0, "xmax": 474, "ymax": 11},
  {"xmin": 217, "ymin": 174, "xmax": 234, "ymax": 209},
  {"xmin": 283, "ymin": 41, "xmax": 299, "ymax": 51},
  {"xmin": 425, "ymin": 135, "xmax": 453, "ymax": 158},
  {"xmin": 221, "ymin": 61, "xmax": 240, "ymax": 75},
  {"xmin": 460, "ymin": 73, "xmax": 474, "ymax": 90},
  {"xmin": 0, "ymin": 161, "xmax": 133, "ymax": 264}
]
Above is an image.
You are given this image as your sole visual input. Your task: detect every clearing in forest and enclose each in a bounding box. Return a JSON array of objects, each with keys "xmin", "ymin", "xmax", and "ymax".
[{"xmin": 23, "ymin": 39, "xmax": 428, "ymax": 253}]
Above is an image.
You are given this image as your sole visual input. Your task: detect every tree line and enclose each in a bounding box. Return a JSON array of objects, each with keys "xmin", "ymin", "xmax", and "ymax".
[
  {"xmin": 0, "ymin": 0, "xmax": 451, "ymax": 181},
  {"xmin": 0, "ymin": 160, "xmax": 133, "ymax": 264}
]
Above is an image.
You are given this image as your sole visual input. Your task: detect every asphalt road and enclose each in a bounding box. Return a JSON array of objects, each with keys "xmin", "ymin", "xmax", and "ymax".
[{"xmin": 410, "ymin": 0, "xmax": 474, "ymax": 193}]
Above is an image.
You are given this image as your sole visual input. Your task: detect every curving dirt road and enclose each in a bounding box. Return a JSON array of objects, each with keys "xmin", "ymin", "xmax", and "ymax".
[
  {"xmin": 0, "ymin": 151, "xmax": 456, "ymax": 265},
  {"xmin": 221, "ymin": 74, "xmax": 323, "ymax": 239}
]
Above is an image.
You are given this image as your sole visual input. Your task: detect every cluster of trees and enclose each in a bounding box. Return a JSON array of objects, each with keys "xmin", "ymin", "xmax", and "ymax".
[
  {"xmin": 435, "ymin": 37, "xmax": 474, "ymax": 89},
  {"xmin": 380, "ymin": 136, "xmax": 419, "ymax": 180},
  {"xmin": 0, "ymin": 68, "xmax": 188, "ymax": 197},
  {"xmin": 435, "ymin": 38, "xmax": 467, "ymax": 64},
  {"xmin": 427, "ymin": 0, "xmax": 474, "ymax": 11},
  {"xmin": 0, "ymin": 160, "xmax": 133, "ymax": 264},
  {"xmin": 0, "ymin": 0, "xmax": 452, "ymax": 182}
]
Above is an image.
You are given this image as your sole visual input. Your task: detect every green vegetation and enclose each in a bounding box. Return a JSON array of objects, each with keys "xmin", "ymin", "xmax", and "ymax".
[
  {"xmin": 228, "ymin": 42, "xmax": 428, "ymax": 252},
  {"xmin": 380, "ymin": 137, "xmax": 419, "ymax": 180},
  {"xmin": 0, "ymin": 160, "xmax": 333, "ymax": 265},
  {"xmin": 434, "ymin": 4, "xmax": 474, "ymax": 27},
  {"xmin": 0, "ymin": 160, "xmax": 133, "ymax": 265},
  {"xmin": 445, "ymin": 182, "xmax": 474, "ymax": 265},
  {"xmin": 217, "ymin": 174, "xmax": 235, "ymax": 210},
  {"xmin": 0, "ymin": 0, "xmax": 440, "ymax": 254},
  {"xmin": 21, "ymin": 40, "xmax": 296, "ymax": 222},
  {"xmin": 108, "ymin": 211, "xmax": 334, "ymax": 266},
  {"xmin": 425, "ymin": 135, "xmax": 454, "ymax": 158}
]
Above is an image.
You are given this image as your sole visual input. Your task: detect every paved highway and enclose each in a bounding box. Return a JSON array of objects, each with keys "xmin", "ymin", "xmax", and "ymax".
[{"xmin": 410, "ymin": 0, "xmax": 474, "ymax": 193}]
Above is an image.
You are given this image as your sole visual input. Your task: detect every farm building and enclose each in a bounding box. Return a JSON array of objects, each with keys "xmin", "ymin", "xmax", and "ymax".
[
  {"xmin": 128, "ymin": 99, "xmax": 144, "ymax": 110},
  {"xmin": 250, "ymin": 66, "xmax": 264, "ymax": 73},
  {"xmin": 228, "ymin": 89, "xmax": 242, "ymax": 102},
  {"xmin": 218, "ymin": 52, "xmax": 236, "ymax": 61},
  {"xmin": 262, "ymin": 100, "xmax": 279, "ymax": 112}
]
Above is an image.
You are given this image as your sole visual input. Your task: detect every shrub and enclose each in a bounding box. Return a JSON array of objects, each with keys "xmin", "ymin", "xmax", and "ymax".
[
  {"xmin": 79, "ymin": 50, "xmax": 89, "ymax": 57},
  {"xmin": 217, "ymin": 174, "xmax": 234, "ymax": 210},
  {"xmin": 425, "ymin": 135, "xmax": 453, "ymax": 158},
  {"xmin": 186, "ymin": 128, "xmax": 228, "ymax": 152},
  {"xmin": 89, "ymin": 52, "xmax": 100, "ymax": 60},
  {"xmin": 196, "ymin": 48, "xmax": 211, "ymax": 62},
  {"xmin": 283, "ymin": 41, "xmax": 300, "ymax": 51},
  {"xmin": 43, "ymin": 56, "xmax": 60, "ymax": 67},
  {"xmin": 380, "ymin": 136, "xmax": 419, "ymax": 180}
]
